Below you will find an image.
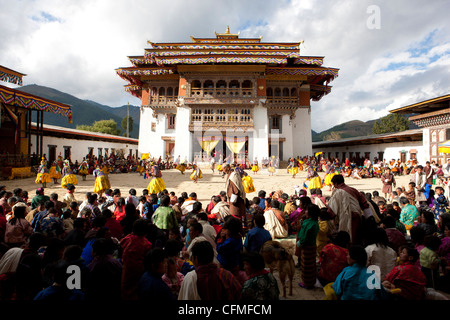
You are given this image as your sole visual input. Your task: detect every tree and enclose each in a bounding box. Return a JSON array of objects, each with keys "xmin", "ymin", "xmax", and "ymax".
[
  {"xmin": 372, "ymin": 113, "xmax": 409, "ymax": 134},
  {"xmin": 77, "ymin": 119, "xmax": 121, "ymax": 136},
  {"xmin": 121, "ymin": 116, "xmax": 134, "ymax": 137}
]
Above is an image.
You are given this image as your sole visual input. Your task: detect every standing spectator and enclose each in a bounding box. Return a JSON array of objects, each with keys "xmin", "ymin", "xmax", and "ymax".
[
  {"xmin": 381, "ymin": 167, "xmax": 396, "ymax": 203},
  {"xmin": 423, "ymin": 161, "xmax": 435, "ymax": 201},
  {"xmin": 433, "ymin": 186, "xmax": 448, "ymax": 220},
  {"xmin": 297, "ymin": 204, "xmax": 320, "ymax": 289}
]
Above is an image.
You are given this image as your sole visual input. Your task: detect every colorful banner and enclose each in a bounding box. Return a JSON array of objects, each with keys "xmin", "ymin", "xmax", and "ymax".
[
  {"xmin": 266, "ymin": 67, "xmax": 339, "ymax": 78},
  {"xmin": 224, "ymin": 136, "xmax": 248, "ymax": 154},
  {"xmin": 438, "ymin": 140, "xmax": 450, "ymax": 154},
  {"xmin": 0, "ymin": 70, "xmax": 23, "ymax": 86},
  {"xmin": 197, "ymin": 138, "xmax": 220, "ymax": 154},
  {"xmin": 197, "ymin": 135, "xmax": 222, "ymax": 153},
  {"xmin": 0, "ymin": 84, "xmax": 73, "ymax": 122},
  {"xmin": 0, "ymin": 66, "xmax": 24, "ymax": 86},
  {"xmin": 151, "ymin": 44, "xmax": 300, "ymax": 50}
]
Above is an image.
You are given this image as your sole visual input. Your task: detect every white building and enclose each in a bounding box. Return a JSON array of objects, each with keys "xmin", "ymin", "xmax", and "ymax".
[
  {"xmin": 30, "ymin": 122, "xmax": 139, "ymax": 163},
  {"xmin": 117, "ymin": 28, "xmax": 338, "ymax": 163},
  {"xmin": 312, "ymin": 129, "xmax": 426, "ymax": 165}
]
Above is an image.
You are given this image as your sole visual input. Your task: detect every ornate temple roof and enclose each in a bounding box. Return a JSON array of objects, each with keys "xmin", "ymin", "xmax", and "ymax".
[{"xmin": 116, "ymin": 27, "xmax": 339, "ymax": 100}]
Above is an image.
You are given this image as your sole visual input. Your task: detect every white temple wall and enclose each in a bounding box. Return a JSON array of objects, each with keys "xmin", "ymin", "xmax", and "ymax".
[
  {"xmin": 292, "ymin": 107, "xmax": 313, "ymax": 157},
  {"xmin": 31, "ymin": 135, "xmax": 138, "ymax": 162},
  {"xmin": 312, "ymin": 141, "xmax": 426, "ymax": 165},
  {"xmin": 138, "ymin": 108, "xmax": 164, "ymax": 159}
]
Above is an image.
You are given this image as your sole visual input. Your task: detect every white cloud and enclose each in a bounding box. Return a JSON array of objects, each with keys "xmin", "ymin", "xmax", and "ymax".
[{"xmin": 1, "ymin": 0, "xmax": 449, "ymax": 132}]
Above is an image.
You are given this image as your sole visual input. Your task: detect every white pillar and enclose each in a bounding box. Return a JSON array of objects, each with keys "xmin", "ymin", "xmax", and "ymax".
[
  {"xmin": 252, "ymin": 103, "xmax": 269, "ymax": 161},
  {"xmin": 174, "ymin": 105, "xmax": 193, "ymax": 162},
  {"xmin": 292, "ymin": 107, "xmax": 312, "ymax": 157},
  {"xmin": 281, "ymin": 114, "xmax": 293, "ymax": 160}
]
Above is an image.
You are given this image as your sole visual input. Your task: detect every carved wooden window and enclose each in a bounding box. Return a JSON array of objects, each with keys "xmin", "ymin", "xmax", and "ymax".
[
  {"xmin": 431, "ymin": 131, "xmax": 437, "ymax": 142},
  {"xmin": 270, "ymin": 115, "xmax": 281, "ymax": 131},
  {"xmin": 168, "ymin": 114, "xmax": 176, "ymax": 129}
]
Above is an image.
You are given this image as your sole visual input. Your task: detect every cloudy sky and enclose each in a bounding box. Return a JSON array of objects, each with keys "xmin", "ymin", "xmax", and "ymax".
[{"xmin": 1, "ymin": 0, "xmax": 449, "ymax": 132}]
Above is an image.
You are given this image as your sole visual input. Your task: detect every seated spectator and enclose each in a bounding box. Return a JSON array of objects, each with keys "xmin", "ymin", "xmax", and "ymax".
[
  {"xmin": 365, "ymin": 227, "xmax": 397, "ymax": 282},
  {"xmin": 416, "ymin": 209, "xmax": 438, "ymax": 236},
  {"xmin": 241, "ymin": 251, "xmax": 280, "ymax": 300},
  {"xmin": 137, "ymin": 248, "xmax": 175, "ymax": 301},
  {"xmin": 243, "ymin": 213, "xmax": 272, "ymax": 253},
  {"xmin": 4, "ymin": 205, "xmax": 33, "ymax": 247},
  {"xmin": 34, "ymin": 260, "xmax": 85, "ymax": 301},
  {"xmin": 382, "ymin": 245, "xmax": 427, "ymax": 300},
  {"xmin": 86, "ymin": 238, "xmax": 122, "ymax": 300},
  {"xmin": 178, "ymin": 241, "xmax": 242, "ymax": 300},
  {"xmin": 332, "ymin": 245, "xmax": 389, "ymax": 300},
  {"xmin": 120, "ymin": 219, "xmax": 153, "ymax": 300},
  {"xmin": 381, "ymin": 215, "xmax": 406, "ymax": 253},
  {"xmin": 318, "ymin": 231, "xmax": 350, "ymax": 286}
]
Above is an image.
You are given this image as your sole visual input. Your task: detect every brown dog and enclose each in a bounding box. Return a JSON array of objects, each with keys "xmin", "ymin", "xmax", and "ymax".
[{"xmin": 260, "ymin": 240, "xmax": 295, "ymax": 298}]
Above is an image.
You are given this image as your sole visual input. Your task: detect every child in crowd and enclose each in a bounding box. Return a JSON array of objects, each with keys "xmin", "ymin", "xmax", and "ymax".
[
  {"xmin": 419, "ymin": 235, "xmax": 441, "ymax": 289},
  {"xmin": 382, "ymin": 245, "xmax": 427, "ymax": 300},
  {"xmin": 162, "ymin": 257, "xmax": 184, "ymax": 299}
]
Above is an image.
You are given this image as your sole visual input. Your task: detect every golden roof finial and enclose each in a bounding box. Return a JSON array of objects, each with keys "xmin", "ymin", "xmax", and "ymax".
[{"xmin": 225, "ymin": 25, "xmax": 230, "ymax": 34}]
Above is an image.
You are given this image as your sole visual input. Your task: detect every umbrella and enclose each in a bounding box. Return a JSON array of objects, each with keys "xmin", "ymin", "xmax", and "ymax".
[{"xmin": 438, "ymin": 140, "xmax": 450, "ymax": 154}]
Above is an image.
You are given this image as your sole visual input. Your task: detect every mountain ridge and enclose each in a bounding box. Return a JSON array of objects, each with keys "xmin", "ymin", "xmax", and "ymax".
[{"xmin": 16, "ymin": 84, "xmax": 140, "ymax": 138}]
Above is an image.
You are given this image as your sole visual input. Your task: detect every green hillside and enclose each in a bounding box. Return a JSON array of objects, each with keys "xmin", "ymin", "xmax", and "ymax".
[
  {"xmin": 312, "ymin": 116, "xmax": 417, "ymax": 142},
  {"xmin": 312, "ymin": 120, "xmax": 375, "ymax": 142},
  {"xmin": 17, "ymin": 84, "xmax": 140, "ymax": 138}
]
